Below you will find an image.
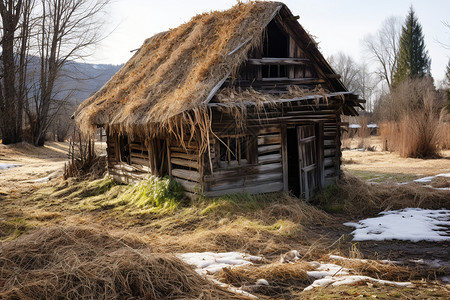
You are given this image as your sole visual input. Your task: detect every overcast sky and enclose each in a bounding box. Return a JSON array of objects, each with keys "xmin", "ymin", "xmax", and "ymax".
[{"xmin": 91, "ymin": 0, "xmax": 450, "ymax": 82}]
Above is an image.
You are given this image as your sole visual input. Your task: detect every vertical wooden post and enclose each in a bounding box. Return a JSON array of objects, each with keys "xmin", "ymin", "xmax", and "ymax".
[
  {"xmin": 316, "ymin": 122, "xmax": 325, "ymax": 189},
  {"xmin": 166, "ymin": 138, "xmax": 172, "ymax": 177},
  {"xmin": 297, "ymin": 126, "xmax": 303, "ymax": 198},
  {"xmin": 281, "ymin": 124, "xmax": 289, "ymax": 192}
]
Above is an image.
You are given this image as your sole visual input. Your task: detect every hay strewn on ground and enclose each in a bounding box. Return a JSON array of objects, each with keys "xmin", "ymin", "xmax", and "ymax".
[
  {"xmin": 314, "ymin": 172, "xmax": 450, "ymax": 216},
  {"xmin": 0, "ymin": 226, "xmax": 239, "ymax": 299}
]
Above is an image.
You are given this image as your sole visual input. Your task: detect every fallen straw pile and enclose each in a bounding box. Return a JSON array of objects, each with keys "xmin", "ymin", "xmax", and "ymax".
[{"xmin": 0, "ymin": 226, "xmax": 240, "ymax": 299}]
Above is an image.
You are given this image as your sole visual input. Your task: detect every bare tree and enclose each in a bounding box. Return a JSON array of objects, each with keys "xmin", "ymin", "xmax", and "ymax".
[
  {"xmin": 25, "ymin": 0, "xmax": 109, "ymax": 146},
  {"xmin": 328, "ymin": 52, "xmax": 360, "ymax": 93},
  {"xmin": 355, "ymin": 62, "xmax": 377, "ymax": 111},
  {"xmin": 329, "ymin": 53, "xmax": 377, "ymax": 111},
  {"xmin": 0, "ymin": 0, "xmax": 33, "ymax": 144},
  {"xmin": 363, "ymin": 16, "xmax": 401, "ymax": 92}
]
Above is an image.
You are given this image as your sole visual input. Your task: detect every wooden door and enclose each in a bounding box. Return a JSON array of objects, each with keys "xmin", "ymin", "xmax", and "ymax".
[{"xmin": 297, "ymin": 125, "xmax": 317, "ymax": 201}]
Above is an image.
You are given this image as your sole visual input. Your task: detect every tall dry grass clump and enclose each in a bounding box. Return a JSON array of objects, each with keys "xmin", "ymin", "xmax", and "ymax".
[
  {"xmin": 437, "ymin": 121, "xmax": 450, "ymax": 149},
  {"xmin": 379, "ymin": 78, "xmax": 444, "ymax": 157},
  {"xmin": 357, "ymin": 115, "xmax": 371, "ymax": 149},
  {"xmin": 0, "ymin": 226, "xmax": 238, "ymax": 299}
]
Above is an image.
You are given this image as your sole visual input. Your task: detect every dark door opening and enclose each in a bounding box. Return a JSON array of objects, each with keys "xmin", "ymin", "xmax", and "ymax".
[
  {"xmin": 286, "ymin": 125, "xmax": 319, "ymax": 200},
  {"xmin": 287, "ymin": 127, "xmax": 300, "ymax": 197}
]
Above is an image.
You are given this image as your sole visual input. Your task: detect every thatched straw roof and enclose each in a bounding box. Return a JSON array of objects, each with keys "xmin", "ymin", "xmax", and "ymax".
[{"xmin": 75, "ymin": 1, "xmax": 353, "ymax": 136}]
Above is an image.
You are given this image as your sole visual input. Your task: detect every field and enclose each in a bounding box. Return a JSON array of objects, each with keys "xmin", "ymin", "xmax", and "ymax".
[{"xmin": 0, "ymin": 138, "xmax": 449, "ymax": 299}]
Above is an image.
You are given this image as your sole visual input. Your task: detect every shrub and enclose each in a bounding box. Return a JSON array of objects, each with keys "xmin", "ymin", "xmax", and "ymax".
[{"xmin": 379, "ymin": 78, "xmax": 443, "ymax": 157}]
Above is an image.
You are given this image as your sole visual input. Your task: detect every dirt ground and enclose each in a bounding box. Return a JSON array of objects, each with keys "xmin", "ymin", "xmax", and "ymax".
[
  {"xmin": 0, "ymin": 140, "xmax": 449, "ymax": 299},
  {"xmin": 342, "ymin": 136, "xmax": 450, "ymax": 177}
]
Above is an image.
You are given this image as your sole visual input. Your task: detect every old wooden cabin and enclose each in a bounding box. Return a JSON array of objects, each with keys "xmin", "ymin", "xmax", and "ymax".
[{"xmin": 75, "ymin": 1, "xmax": 364, "ymax": 200}]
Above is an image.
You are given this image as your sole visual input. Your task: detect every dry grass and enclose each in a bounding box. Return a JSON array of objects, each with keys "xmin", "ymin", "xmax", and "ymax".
[
  {"xmin": 326, "ymin": 256, "xmax": 413, "ymax": 281},
  {"xmin": 438, "ymin": 122, "xmax": 450, "ymax": 149},
  {"xmin": 314, "ymin": 173, "xmax": 449, "ymax": 217},
  {"xmin": 0, "ymin": 226, "xmax": 240, "ymax": 299},
  {"xmin": 380, "ymin": 114, "xmax": 440, "ymax": 158},
  {"xmin": 28, "ymin": 179, "xmax": 330, "ymax": 255},
  {"xmin": 216, "ymin": 261, "xmax": 313, "ymax": 288},
  {"xmin": 378, "ymin": 78, "xmax": 444, "ymax": 158}
]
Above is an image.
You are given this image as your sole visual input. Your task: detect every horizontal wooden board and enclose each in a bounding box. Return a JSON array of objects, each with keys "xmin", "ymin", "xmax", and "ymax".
[
  {"xmin": 324, "ymin": 157, "xmax": 335, "ymax": 168},
  {"xmin": 174, "ymin": 177, "xmax": 200, "ymax": 193},
  {"xmin": 324, "ymin": 149, "xmax": 336, "ymax": 157},
  {"xmin": 258, "ymin": 144, "xmax": 281, "ymax": 155},
  {"xmin": 170, "ymin": 152, "xmax": 198, "ymax": 160},
  {"xmin": 257, "ymin": 134, "xmax": 281, "ymax": 145},
  {"xmin": 130, "ymin": 152, "xmax": 149, "ymax": 159},
  {"xmin": 171, "ymin": 158, "xmax": 198, "ymax": 169},
  {"xmin": 258, "ymin": 153, "xmax": 282, "ymax": 164},
  {"xmin": 324, "ymin": 168, "xmax": 336, "ymax": 177},
  {"xmin": 206, "ymin": 162, "xmax": 282, "ymax": 179},
  {"xmin": 204, "ymin": 181, "xmax": 283, "ymax": 197},
  {"xmin": 209, "ymin": 173, "xmax": 283, "ymax": 191},
  {"xmin": 170, "ymin": 146, "xmax": 199, "ymax": 153},
  {"xmin": 130, "ymin": 143, "xmax": 147, "ymax": 152},
  {"xmin": 172, "ymin": 168, "xmax": 201, "ymax": 182}
]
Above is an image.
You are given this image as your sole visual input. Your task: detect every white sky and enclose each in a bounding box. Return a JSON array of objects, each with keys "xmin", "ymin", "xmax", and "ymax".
[{"xmin": 91, "ymin": 0, "xmax": 450, "ymax": 82}]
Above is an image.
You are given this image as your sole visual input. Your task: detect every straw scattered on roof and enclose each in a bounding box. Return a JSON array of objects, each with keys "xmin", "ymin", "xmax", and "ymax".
[{"xmin": 75, "ymin": 1, "xmax": 284, "ymax": 138}]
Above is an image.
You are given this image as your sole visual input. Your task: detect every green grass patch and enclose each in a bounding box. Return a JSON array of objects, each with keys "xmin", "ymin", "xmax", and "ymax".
[
  {"xmin": 312, "ymin": 184, "xmax": 348, "ymax": 213},
  {"xmin": 0, "ymin": 218, "xmax": 30, "ymax": 240}
]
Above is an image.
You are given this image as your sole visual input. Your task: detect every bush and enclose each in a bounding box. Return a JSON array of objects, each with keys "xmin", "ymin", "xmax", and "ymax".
[{"xmin": 379, "ymin": 78, "xmax": 443, "ymax": 158}]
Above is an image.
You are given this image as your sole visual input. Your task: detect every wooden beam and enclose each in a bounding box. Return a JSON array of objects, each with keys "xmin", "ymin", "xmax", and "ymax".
[
  {"xmin": 204, "ymin": 71, "xmax": 230, "ymax": 104},
  {"xmin": 247, "ymin": 58, "xmax": 309, "ymax": 65}
]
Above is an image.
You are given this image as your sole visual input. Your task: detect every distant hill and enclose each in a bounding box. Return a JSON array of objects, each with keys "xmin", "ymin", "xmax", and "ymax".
[{"xmin": 55, "ymin": 61, "xmax": 123, "ymax": 106}]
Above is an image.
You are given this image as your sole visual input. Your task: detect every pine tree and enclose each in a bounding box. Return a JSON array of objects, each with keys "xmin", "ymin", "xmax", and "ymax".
[{"xmin": 392, "ymin": 6, "xmax": 431, "ymax": 87}]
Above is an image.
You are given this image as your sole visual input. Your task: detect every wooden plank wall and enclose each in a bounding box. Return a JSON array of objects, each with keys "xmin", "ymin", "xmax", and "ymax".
[
  {"xmin": 169, "ymin": 139, "xmax": 202, "ymax": 198},
  {"xmin": 205, "ymin": 98, "xmax": 342, "ymax": 197},
  {"xmin": 107, "ymin": 135, "xmax": 154, "ymax": 184},
  {"xmin": 205, "ymin": 133, "xmax": 278, "ymax": 196}
]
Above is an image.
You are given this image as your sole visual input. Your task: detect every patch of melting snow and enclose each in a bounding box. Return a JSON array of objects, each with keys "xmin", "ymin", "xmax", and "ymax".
[
  {"xmin": 344, "ymin": 208, "xmax": 450, "ymax": 242},
  {"xmin": 178, "ymin": 252, "xmax": 262, "ymax": 275},
  {"xmin": 179, "ymin": 252, "xmax": 415, "ymax": 295},
  {"xmin": 304, "ymin": 260, "xmax": 413, "ymax": 291},
  {"xmin": 304, "ymin": 275, "xmax": 413, "ymax": 291},
  {"xmin": 178, "ymin": 252, "xmax": 262, "ymax": 298},
  {"xmin": 0, "ymin": 163, "xmax": 20, "ymax": 170},
  {"xmin": 414, "ymin": 173, "xmax": 450, "ymax": 183}
]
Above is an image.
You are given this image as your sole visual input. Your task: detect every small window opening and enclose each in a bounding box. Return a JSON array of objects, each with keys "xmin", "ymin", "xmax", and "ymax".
[
  {"xmin": 262, "ymin": 20, "xmax": 289, "ymax": 78},
  {"xmin": 219, "ymin": 136, "xmax": 247, "ymax": 165}
]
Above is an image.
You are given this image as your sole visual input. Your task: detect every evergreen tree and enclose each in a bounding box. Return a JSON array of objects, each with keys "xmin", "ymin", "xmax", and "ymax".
[{"xmin": 392, "ymin": 6, "xmax": 431, "ymax": 87}]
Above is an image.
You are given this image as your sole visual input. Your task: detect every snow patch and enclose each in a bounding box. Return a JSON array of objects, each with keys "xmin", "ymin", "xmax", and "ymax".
[
  {"xmin": 0, "ymin": 163, "xmax": 20, "ymax": 170},
  {"xmin": 178, "ymin": 252, "xmax": 262, "ymax": 275},
  {"xmin": 414, "ymin": 173, "xmax": 450, "ymax": 183},
  {"xmin": 307, "ymin": 262, "xmax": 349, "ymax": 279},
  {"xmin": 304, "ymin": 261, "xmax": 413, "ymax": 291},
  {"xmin": 344, "ymin": 208, "xmax": 450, "ymax": 242},
  {"xmin": 178, "ymin": 252, "xmax": 262, "ymax": 298},
  {"xmin": 304, "ymin": 275, "xmax": 413, "ymax": 291}
]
